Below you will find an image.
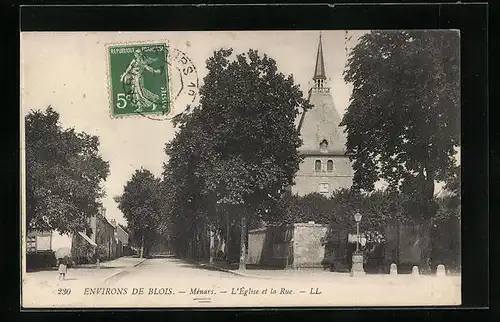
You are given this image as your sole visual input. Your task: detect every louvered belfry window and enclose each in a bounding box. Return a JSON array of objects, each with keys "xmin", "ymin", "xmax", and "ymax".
[
  {"xmin": 327, "ymin": 160, "xmax": 334, "ymax": 172},
  {"xmin": 315, "ymin": 160, "xmax": 322, "ymax": 171}
]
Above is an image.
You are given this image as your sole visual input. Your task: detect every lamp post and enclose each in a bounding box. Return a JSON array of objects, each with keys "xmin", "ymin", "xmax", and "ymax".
[
  {"xmin": 350, "ymin": 212, "xmax": 365, "ymax": 277},
  {"xmin": 354, "ymin": 212, "xmax": 362, "ymax": 253}
]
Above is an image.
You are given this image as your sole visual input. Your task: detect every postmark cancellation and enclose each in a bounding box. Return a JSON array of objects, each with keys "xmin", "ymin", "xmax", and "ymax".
[{"xmin": 107, "ymin": 41, "xmax": 199, "ymax": 120}]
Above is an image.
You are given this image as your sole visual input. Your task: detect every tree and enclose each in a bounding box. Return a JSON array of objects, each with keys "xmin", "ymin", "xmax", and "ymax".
[
  {"xmin": 116, "ymin": 169, "xmax": 163, "ymax": 258},
  {"xmin": 342, "ymin": 30, "xmax": 460, "ymax": 222},
  {"xmin": 25, "ymin": 107, "xmax": 110, "ymax": 234},
  {"xmin": 263, "ymin": 192, "xmax": 334, "ymax": 226},
  {"xmin": 163, "ymin": 49, "xmax": 309, "ymax": 269}
]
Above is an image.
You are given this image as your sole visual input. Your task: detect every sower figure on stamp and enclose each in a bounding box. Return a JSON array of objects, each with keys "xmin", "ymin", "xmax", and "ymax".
[
  {"xmin": 58, "ymin": 257, "xmax": 68, "ymax": 281},
  {"xmin": 120, "ymin": 49, "xmax": 162, "ymax": 112}
]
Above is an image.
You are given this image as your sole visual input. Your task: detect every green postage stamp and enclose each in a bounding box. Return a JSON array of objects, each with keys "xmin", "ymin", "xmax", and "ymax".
[{"xmin": 108, "ymin": 43, "xmax": 170, "ymax": 116}]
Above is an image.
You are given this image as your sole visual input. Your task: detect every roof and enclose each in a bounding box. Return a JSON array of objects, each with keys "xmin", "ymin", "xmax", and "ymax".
[
  {"xmin": 117, "ymin": 224, "xmax": 130, "ymax": 235},
  {"xmin": 298, "ymin": 88, "xmax": 347, "ymax": 153},
  {"xmin": 77, "ymin": 231, "xmax": 97, "ymax": 246},
  {"xmin": 313, "ymin": 34, "xmax": 326, "ymax": 80},
  {"xmin": 297, "ymin": 34, "xmax": 348, "ymax": 154}
]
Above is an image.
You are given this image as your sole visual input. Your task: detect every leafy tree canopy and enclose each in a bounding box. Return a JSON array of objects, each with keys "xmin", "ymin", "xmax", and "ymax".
[
  {"xmin": 342, "ymin": 30, "xmax": 460, "ymax": 220},
  {"xmin": 116, "ymin": 168, "xmax": 164, "ymax": 250},
  {"xmin": 26, "ymin": 107, "xmax": 109, "ymax": 234},
  {"xmin": 164, "ymin": 48, "xmax": 309, "ymax": 226}
]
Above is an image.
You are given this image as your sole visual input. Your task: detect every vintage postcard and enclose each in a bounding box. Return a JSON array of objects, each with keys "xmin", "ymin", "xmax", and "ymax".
[{"xmin": 20, "ymin": 30, "xmax": 461, "ymax": 308}]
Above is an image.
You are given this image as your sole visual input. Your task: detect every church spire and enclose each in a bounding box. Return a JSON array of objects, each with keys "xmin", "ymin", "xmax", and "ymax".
[{"xmin": 313, "ymin": 33, "xmax": 327, "ymax": 81}]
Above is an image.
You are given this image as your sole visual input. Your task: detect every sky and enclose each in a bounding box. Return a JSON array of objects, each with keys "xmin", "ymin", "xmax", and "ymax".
[{"xmin": 21, "ymin": 30, "xmax": 457, "ymax": 226}]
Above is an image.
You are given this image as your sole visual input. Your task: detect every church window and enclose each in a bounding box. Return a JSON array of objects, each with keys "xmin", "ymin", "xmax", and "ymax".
[
  {"xmin": 315, "ymin": 160, "xmax": 322, "ymax": 171},
  {"xmin": 320, "ymin": 139, "xmax": 329, "ymax": 153},
  {"xmin": 327, "ymin": 160, "xmax": 334, "ymax": 172}
]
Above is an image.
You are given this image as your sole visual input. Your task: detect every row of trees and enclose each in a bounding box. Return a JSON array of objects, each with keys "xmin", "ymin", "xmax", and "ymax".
[{"xmin": 114, "ymin": 30, "xmax": 460, "ymax": 266}]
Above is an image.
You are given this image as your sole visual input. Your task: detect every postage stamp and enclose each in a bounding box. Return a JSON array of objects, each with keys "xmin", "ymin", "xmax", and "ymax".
[{"xmin": 108, "ymin": 43, "xmax": 170, "ymax": 116}]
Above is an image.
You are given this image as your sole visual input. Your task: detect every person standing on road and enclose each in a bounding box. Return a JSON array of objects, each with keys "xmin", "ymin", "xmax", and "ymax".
[{"xmin": 58, "ymin": 258, "xmax": 68, "ymax": 281}]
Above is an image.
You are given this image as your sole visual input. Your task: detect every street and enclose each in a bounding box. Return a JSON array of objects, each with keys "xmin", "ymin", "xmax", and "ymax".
[{"xmin": 23, "ymin": 256, "xmax": 461, "ymax": 308}]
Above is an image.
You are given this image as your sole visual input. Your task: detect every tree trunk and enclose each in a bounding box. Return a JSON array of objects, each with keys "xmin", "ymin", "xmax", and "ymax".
[
  {"xmin": 225, "ymin": 211, "xmax": 230, "ymax": 263},
  {"xmin": 140, "ymin": 236, "xmax": 145, "ymax": 259},
  {"xmin": 423, "ymin": 167, "xmax": 436, "ymax": 220},
  {"xmin": 209, "ymin": 228, "xmax": 215, "ymax": 264},
  {"xmin": 239, "ymin": 210, "xmax": 247, "ymax": 271},
  {"xmin": 95, "ymin": 246, "xmax": 100, "ymax": 269},
  {"xmin": 421, "ymin": 166, "xmax": 436, "ymax": 273}
]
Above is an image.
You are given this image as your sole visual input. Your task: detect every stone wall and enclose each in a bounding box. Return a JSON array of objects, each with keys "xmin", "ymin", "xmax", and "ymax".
[
  {"xmin": 292, "ymin": 222, "xmax": 328, "ymax": 268},
  {"xmin": 248, "ymin": 223, "xmax": 329, "ymax": 269},
  {"xmin": 292, "ymin": 155, "xmax": 353, "ymax": 197},
  {"xmin": 247, "ymin": 228, "xmax": 266, "ymax": 265},
  {"xmin": 247, "ymin": 226, "xmax": 293, "ymax": 268}
]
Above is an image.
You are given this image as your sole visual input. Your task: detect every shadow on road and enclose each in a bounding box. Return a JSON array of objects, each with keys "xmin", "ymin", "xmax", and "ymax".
[
  {"xmin": 176, "ymin": 263, "xmax": 221, "ymax": 271},
  {"xmin": 26, "ymin": 267, "xmax": 58, "ymax": 273},
  {"xmin": 151, "ymin": 254, "xmax": 176, "ymax": 259},
  {"xmin": 72, "ymin": 266, "xmax": 124, "ymax": 269},
  {"xmin": 170, "ymin": 260, "xmax": 235, "ymax": 273}
]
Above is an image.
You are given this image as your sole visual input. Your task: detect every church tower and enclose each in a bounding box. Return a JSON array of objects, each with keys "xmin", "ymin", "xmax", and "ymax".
[{"xmin": 292, "ymin": 34, "xmax": 354, "ymax": 197}]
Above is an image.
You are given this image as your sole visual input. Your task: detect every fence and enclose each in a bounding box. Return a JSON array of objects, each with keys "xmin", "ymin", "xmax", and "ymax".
[{"xmin": 323, "ymin": 217, "xmax": 460, "ymax": 274}]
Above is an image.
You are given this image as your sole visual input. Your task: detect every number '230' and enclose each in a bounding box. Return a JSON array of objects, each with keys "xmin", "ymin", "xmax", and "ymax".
[{"xmin": 57, "ymin": 288, "xmax": 71, "ymax": 295}]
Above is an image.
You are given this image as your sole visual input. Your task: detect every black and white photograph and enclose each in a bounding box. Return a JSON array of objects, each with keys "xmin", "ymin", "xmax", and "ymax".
[{"xmin": 21, "ymin": 29, "xmax": 461, "ymax": 308}]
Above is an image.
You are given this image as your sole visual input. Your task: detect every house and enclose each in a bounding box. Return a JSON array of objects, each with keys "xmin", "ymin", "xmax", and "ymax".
[
  {"xmin": 27, "ymin": 208, "xmax": 123, "ymax": 268},
  {"xmin": 71, "ymin": 209, "xmax": 119, "ymax": 263},
  {"xmin": 26, "ymin": 230, "xmax": 73, "ymax": 257},
  {"xmin": 26, "ymin": 230, "xmax": 75, "ymax": 269},
  {"xmin": 110, "ymin": 220, "xmax": 131, "ymax": 257},
  {"xmin": 291, "ymin": 34, "xmax": 353, "ymax": 197},
  {"xmin": 113, "ymin": 221, "xmax": 130, "ymax": 246}
]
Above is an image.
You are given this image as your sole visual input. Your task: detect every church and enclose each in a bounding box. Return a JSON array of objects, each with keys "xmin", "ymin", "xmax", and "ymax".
[{"xmin": 291, "ymin": 35, "xmax": 354, "ymax": 197}]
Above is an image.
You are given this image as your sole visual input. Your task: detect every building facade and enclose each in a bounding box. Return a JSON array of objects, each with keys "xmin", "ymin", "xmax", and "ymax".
[
  {"xmin": 26, "ymin": 231, "xmax": 53, "ymax": 253},
  {"xmin": 27, "ymin": 210, "xmax": 123, "ymax": 267},
  {"xmin": 114, "ymin": 222, "xmax": 130, "ymax": 246},
  {"xmin": 71, "ymin": 209, "xmax": 119, "ymax": 262},
  {"xmin": 110, "ymin": 220, "xmax": 131, "ymax": 258},
  {"xmin": 291, "ymin": 35, "xmax": 353, "ymax": 197},
  {"xmin": 26, "ymin": 230, "xmax": 73, "ymax": 257},
  {"xmin": 96, "ymin": 212, "xmax": 117, "ymax": 260}
]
